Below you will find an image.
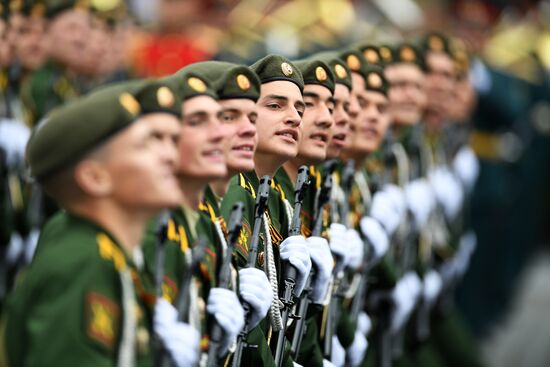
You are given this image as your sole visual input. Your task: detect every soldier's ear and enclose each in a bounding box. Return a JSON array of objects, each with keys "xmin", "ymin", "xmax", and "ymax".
[{"xmin": 73, "ymin": 159, "xmax": 113, "ymax": 197}]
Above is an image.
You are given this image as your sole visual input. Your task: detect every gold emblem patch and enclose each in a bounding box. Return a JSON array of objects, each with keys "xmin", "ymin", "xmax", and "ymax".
[
  {"xmin": 315, "ymin": 66, "xmax": 328, "ymax": 82},
  {"xmin": 119, "ymin": 93, "xmax": 140, "ymax": 116},
  {"xmin": 236, "ymin": 74, "xmax": 251, "ymax": 90},
  {"xmin": 429, "ymin": 36, "xmax": 444, "ymax": 51},
  {"xmin": 157, "ymin": 86, "xmax": 175, "ymax": 108},
  {"xmin": 334, "ymin": 64, "xmax": 347, "ymax": 79},
  {"xmin": 364, "ymin": 49, "xmax": 380, "ymax": 64},
  {"xmin": 346, "ymin": 55, "xmax": 360, "ymax": 71},
  {"xmin": 379, "ymin": 47, "xmax": 392, "ymax": 62},
  {"xmin": 368, "ymin": 73, "xmax": 383, "ymax": 88},
  {"xmin": 188, "ymin": 77, "xmax": 207, "ymax": 93},
  {"xmin": 92, "ymin": 0, "xmax": 121, "ymax": 12},
  {"xmin": 400, "ymin": 47, "xmax": 416, "ymax": 62},
  {"xmin": 85, "ymin": 292, "xmax": 119, "ymax": 350},
  {"xmin": 281, "ymin": 62, "xmax": 293, "ymax": 77}
]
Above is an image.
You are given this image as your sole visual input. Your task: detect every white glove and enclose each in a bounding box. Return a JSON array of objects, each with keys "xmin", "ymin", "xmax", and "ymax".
[
  {"xmin": 323, "ymin": 359, "xmax": 337, "ymax": 367},
  {"xmin": 429, "ymin": 167, "xmax": 464, "ymax": 221},
  {"xmin": 390, "ymin": 272, "xmax": 422, "ymax": 333},
  {"xmin": 346, "ymin": 330, "xmax": 368, "ymax": 367},
  {"xmin": 404, "ymin": 179, "xmax": 435, "ymax": 229},
  {"xmin": 307, "ymin": 236, "xmax": 334, "ymax": 304},
  {"xmin": 155, "ymin": 299, "xmax": 200, "ymax": 367},
  {"xmin": 280, "ymin": 235, "xmax": 313, "ymax": 296},
  {"xmin": 453, "ymin": 146, "xmax": 479, "ymax": 193},
  {"xmin": 207, "ymin": 288, "xmax": 245, "ymax": 355},
  {"xmin": 359, "ymin": 216, "xmax": 389, "ymax": 261},
  {"xmin": 370, "ymin": 191, "xmax": 400, "ymax": 236},
  {"xmin": 357, "ymin": 311, "xmax": 372, "ymax": 337},
  {"xmin": 454, "ymin": 230, "xmax": 477, "ymax": 278},
  {"xmin": 423, "ymin": 270, "xmax": 443, "ymax": 308},
  {"xmin": 346, "ymin": 229, "xmax": 364, "ymax": 270},
  {"xmin": 331, "ymin": 335, "xmax": 346, "ymax": 367},
  {"xmin": 238, "ymin": 268, "xmax": 273, "ymax": 329},
  {"xmin": 383, "ymin": 184, "xmax": 407, "ymax": 219},
  {"xmin": 0, "ymin": 119, "xmax": 31, "ymax": 167},
  {"xmin": 329, "ymin": 223, "xmax": 350, "ymax": 271}
]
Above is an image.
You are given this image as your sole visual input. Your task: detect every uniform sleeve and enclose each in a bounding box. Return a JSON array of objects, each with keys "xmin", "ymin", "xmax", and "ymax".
[{"xmin": 4, "ymin": 254, "xmax": 124, "ymax": 367}]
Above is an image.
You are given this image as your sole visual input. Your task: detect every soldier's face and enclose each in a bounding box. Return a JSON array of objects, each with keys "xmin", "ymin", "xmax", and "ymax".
[
  {"xmin": 327, "ymin": 83, "xmax": 351, "ymax": 159},
  {"xmin": 386, "ymin": 63, "xmax": 426, "ymax": 126},
  {"xmin": 297, "ymin": 84, "xmax": 334, "ymax": 164},
  {"xmin": 81, "ymin": 17, "xmax": 109, "ymax": 76},
  {"xmin": 13, "ymin": 16, "xmax": 48, "ymax": 71},
  {"xmin": 219, "ymin": 99, "xmax": 258, "ymax": 175},
  {"xmin": 348, "ymin": 73, "xmax": 390, "ymax": 155},
  {"xmin": 255, "ymin": 81, "xmax": 305, "ymax": 161},
  {"xmin": 448, "ymin": 77, "xmax": 476, "ymax": 123},
  {"xmin": 47, "ymin": 9, "xmax": 90, "ymax": 69},
  {"xmin": 101, "ymin": 113, "xmax": 183, "ymax": 211},
  {"xmin": 178, "ymin": 96, "xmax": 228, "ymax": 181},
  {"xmin": 424, "ymin": 52, "xmax": 455, "ymax": 128},
  {"xmin": 0, "ymin": 20, "xmax": 11, "ymax": 67}
]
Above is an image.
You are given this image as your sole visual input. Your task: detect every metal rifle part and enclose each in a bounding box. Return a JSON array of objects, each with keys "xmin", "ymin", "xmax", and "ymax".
[
  {"xmin": 231, "ymin": 176, "xmax": 272, "ymax": 367},
  {"xmin": 274, "ymin": 166, "xmax": 310, "ymax": 366},
  {"xmin": 207, "ymin": 202, "xmax": 245, "ymax": 366}
]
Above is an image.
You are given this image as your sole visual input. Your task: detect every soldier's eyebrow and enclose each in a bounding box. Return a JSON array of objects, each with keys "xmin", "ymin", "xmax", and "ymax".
[
  {"xmin": 303, "ymin": 92, "xmax": 320, "ymax": 100},
  {"xmin": 263, "ymin": 95, "xmax": 289, "ymax": 103},
  {"xmin": 221, "ymin": 108, "xmax": 242, "ymax": 115}
]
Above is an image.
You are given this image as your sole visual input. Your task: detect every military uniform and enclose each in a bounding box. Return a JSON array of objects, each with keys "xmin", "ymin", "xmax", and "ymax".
[{"xmin": 1, "ymin": 79, "xmax": 183, "ymax": 366}]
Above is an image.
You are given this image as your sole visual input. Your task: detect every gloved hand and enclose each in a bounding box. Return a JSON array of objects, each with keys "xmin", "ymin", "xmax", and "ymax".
[
  {"xmin": 280, "ymin": 235, "xmax": 312, "ymax": 296},
  {"xmin": 307, "ymin": 236, "xmax": 334, "ymax": 304},
  {"xmin": 454, "ymin": 230, "xmax": 477, "ymax": 278},
  {"xmin": 0, "ymin": 119, "xmax": 31, "ymax": 167},
  {"xmin": 404, "ymin": 179, "xmax": 435, "ymax": 229},
  {"xmin": 329, "ymin": 223, "xmax": 350, "ymax": 270},
  {"xmin": 370, "ymin": 191, "xmax": 401, "ymax": 236},
  {"xmin": 346, "ymin": 330, "xmax": 368, "ymax": 367},
  {"xmin": 238, "ymin": 268, "xmax": 273, "ymax": 329},
  {"xmin": 383, "ymin": 184, "xmax": 407, "ymax": 219},
  {"xmin": 453, "ymin": 146, "xmax": 479, "ymax": 193},
  {"xmin": 207, "ymin": 288, "xmax": 245, "ymax": 355},
  {"xmin": 359, "ymin": 216, "xmax": 389, "ymax": 262},
  {"xmin": 429, "ymin": 167, "xmax": 464, "ymax": 221},
  {"xmin": 357, "ymin": 311, "xmax": 372, "ymax": 337},
  {"xmin": 345, "ymin": 229, "xmax": 364, "ymax": 270},
  {"xmin": 423, "ymin": 270, "xmax": 443, "ymax": 309},
  {"xmin": 154, "ymin": 299, "xmax": 200, "ymax": 367},
  {"xmin": 390, "ymin": 272, "xmax": 422, "ymax": 333},
  {"xmin": 331, "ymin": 335, "xmax": 346, "ymax": 367}
]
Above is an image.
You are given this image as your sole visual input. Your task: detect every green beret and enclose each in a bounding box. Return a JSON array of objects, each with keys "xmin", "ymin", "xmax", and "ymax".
[
  {"xmin": 250, "ymin": 54, "xmax": 304, "ymax": 93},
  {"xmin": 338, "ymin": 48, "xmax": 370, "ymax": 83},
  {"xmin": 363, "ymin": 64, "xmax": 389, "ymax": 96},
  {"xmin": 390, "ymin": 42, "xmax": 426, "ymax": 71},
  {"xmin": 356, "ymin": 44, "xmax": 384, "ymax": 66},
  {"xmin": 419, "ymin": 32, "xmax": 453, "ymax": 57},
  {"xmin": 293, "ymin": 58, "xmax": 335, "ymax": 94},
  {"xmin": 45, "ymin": 0, "xmax": 89, "ymax": 18},
  {"xmin": 310, "ymin": 51, "xmax": 352, "ymax": 91},
  {"xmin": 181, "ymin": 61, "xmax": 261, "ymax": 102},
  {"xmin": 162, "ymin": 68, "xmax": 218, "ymax": 102},
  {"xmin": 27, "ymin": 80, "xmax": 182, "ymax": 180}
]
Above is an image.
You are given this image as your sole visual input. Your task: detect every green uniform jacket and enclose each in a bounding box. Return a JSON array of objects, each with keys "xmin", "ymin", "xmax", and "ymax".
[
  {"xmin": 1, "ymin": 212, "xmax": 153, "ymax": 367},
  {"xmin": 220, "ymin": 171, "xmax": 292, "ymax": 367}
]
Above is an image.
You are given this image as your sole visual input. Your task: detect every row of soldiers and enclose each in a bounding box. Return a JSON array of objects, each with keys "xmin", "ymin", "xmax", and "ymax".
[{"xmin": 1, "ymin": 3, "xmax": 483, "ymax": 367}]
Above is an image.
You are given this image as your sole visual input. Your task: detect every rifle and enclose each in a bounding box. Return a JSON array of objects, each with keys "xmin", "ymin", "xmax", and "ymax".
[
  {"xmin": 160, "ymin": 236, "xmax": 208, "ymax": 367},
  {"xmin": 274, "ymin": 166, "xmax": 310, "ymax": 366},
  {"xmin": 207, "ymin": 202, "xmax": 245, "ymax": 366},
  {"xmin": 231, "ymin": 176, "xmax": 272, "ymax": 367}
]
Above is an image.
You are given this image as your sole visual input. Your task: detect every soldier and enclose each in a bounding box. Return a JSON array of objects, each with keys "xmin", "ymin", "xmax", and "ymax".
[
  {"xmin": 220, "ymin": 54, "xmax": 312, "ymax": 367},
  {"xmin": 142, "ymin": 69, "xmax": 251, "ymax": 366},
  {"xmin": 19, "ymin": 0, "xmax": 91, "ymax": 127},
  {"xmin": 1, "ymin": 79, "xmax": 187, "ymax": 366},
  {"xmin": 273, "ymin": 57, "xmax": 343, "ymax": 366}
]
